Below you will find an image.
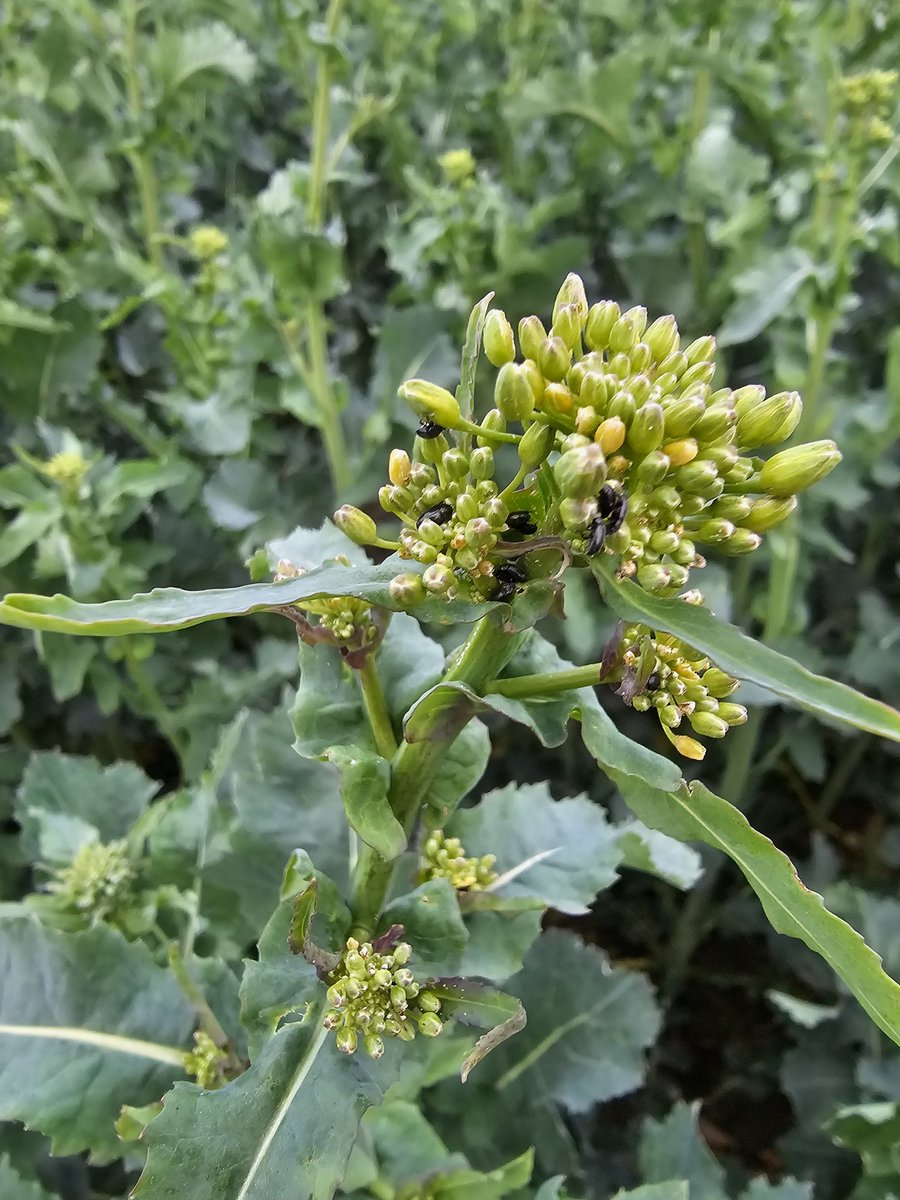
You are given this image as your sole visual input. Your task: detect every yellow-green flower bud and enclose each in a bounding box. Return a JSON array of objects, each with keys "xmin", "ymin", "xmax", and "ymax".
[
  {"xmin": 637, "ymin": 564, "xmax": 672, "ymax": 593},
  {"xmin": 478, "ymin": 409, "xmax": 507, "ymax": 445},
  {"xmin": 693, "ymin": 401, "xmax": 737, "ymax": 443},
  {"xmin": 635, "ymin": 450, "xmax": 670, "ymax": 486},
  {"xmin": 645, "ymin": 314, "xmax": 680, "ymax": 362},
  {"xmin": 364, "ymin": 1034, "xmax": 385, "ymax": 1060},
  {"xmin": 627, "ymin": 401, "xmax": 665, "ymax": 456},
  {"xmin": 684, "ymin": 335, "xmax": 716, "ymax": 366},
  {"xmin": 423, "ymin": 564, "xmax": 455, "ymax": 594},
  {"xmin": 333, "ymin": 505, "xmax": 377, "ymax": 545},
  {"xmin": 732, "ymin": 385, "xmax": 766, "ymax": 418},
  {"xmin": 714, "ymin": 495, "xmax": 753, "ymax": 523},
  {"xmin": 543, "ymin": 382, "xmax": 575, "ymax": 415},
  {"xmin": 695, "ymin": 518, "xmax": 734, "ymax": 543},
  {"xmin": 417, "ymin": 1012, "xmax": 443, "ymax": 1038},
  {"xmin": 629, "ymin": 343, "xmax": 652, "ymax": 374},
  {"xmin": 441, "ymin": 448, "xmax": 468, "ymax": 480},
  {"xmin": 552, "ymin": 304, "xmax": 583, "ymax": 352},
  {"xmin": 399, "ymin": 379, "xmax": 461, "ymax": 427},
  {"xmin": 579, "ymin": 371, "xmax": 609, "ymax": 412},
  {"xmin": 553, "ymin": 444, "xmax": 607, "ymax": 499},
  {"xmin": 553, "ymin": 272, "xmax": 589, "ymax": 327},
  {"xmin": 417, "ymin": 519, "xmax": 446, "ymax": 548},
  {"xmin": 608, "ymin": 389, "xmax": 636, "ymax": 426},
  {"xmin": 518, "ymin": 421, "xmax": 555, "ymax": 469},
  {"xmin": 649, "ymin": 530, "xmax": 681, "ymax": 555},
  {"xmin": 736, "ymin": 391, "xmax": 802, "ymax": 448},
  {"xmin": 455, "ymin": 492, "xmax": 479, "ymax": 522},
  {"xmin": 538, "ymin": 336, "xmax": 571, "ymax": 382},
  {"xmin": 743, "ymin": 495, "xmax": 797, "ymax": 532},
  {"xmin": 190, "ymin": 225, "xmax": 229, "ymax": 259},
  {"xmin": 484, "ymin": 309, "xmax": 516, "ymax": 367},
  {"xmin": 495, "ymin": 362, "xmax": 535, "ymax": 421},
  {"xmin": 663, "ymin": 437, "xmax": 699, "ymax": 467},
  {"xmin": 690, "ymin": 711, "xmax": 729, "ymax": 738},
  {"xmin": 585, "ymin": 301, "xmax": 621, "ymax": 351},
  {"xmin": 389, "ymin": 449, "xmax": 411, "ymax": 486},
  {"xmin": 416, "ymin": 434, "xmax": 449, "ymax": 464},
  {"xmin": 702, "ymin": 668, "xmax": 738, "ymax": 698},
  {"xmin": 609, "ymin": 314, "xmax": 640, "ymax": 355},
  {"xmin": 717, "ymin": 702, "xmax": 748, "ymax": 725},
  {"xmin": 336, "ymin": 1026, "xmax": 358, "ymax": 1054},
  {"xmin": 417, "ymin": 990, "xmax": 442, "ymax": 1013},
  {"xmin": 677, "ymin": 459, "xmax": 719, "ymax": 493},
  {"xmin": 595, "ymin": 417, "xmax": 627, "ymax": 454},
  {"xmin": 663, "ymin": 394, "xmax": 705, "ymax": 439},
  {"xmin": 470, "ymin": 446, "xmax": 494, "ymax": 481},
  {"xmin": 759, "ymin": 440, "xmax": 842, "ymax": 496},
  {"xmin": 721, "ymin": 528, "xmax": 762, "ymax": 555},
  {"xmin": 518, "ymin": 315, "xmax": 547, "ymax": 361},
  {"xmin": 483, "ymin": 497, "xmax": 509, "ymax": 528},
  {"xmin": 559, "ymin": 497, "xmax": 598, "ymax": 529},
  {"xmin": 465, "ymin": 517, "xmax": 494, "ymax": 551}
]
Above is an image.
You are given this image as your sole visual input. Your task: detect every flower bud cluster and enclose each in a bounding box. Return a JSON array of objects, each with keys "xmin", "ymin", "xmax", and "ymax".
[
  {"xmin": 324, "ymin": 937, "xmax": 443, "ymax": 1059},
  {"xmin": 189, "ymin": 225, "xmax": 230, "ymax": 260},
  {"xmin": 46, "ymin": 838, "xmax": 136, "ymax": 923},
  {"xmin": 607, "ymin": 622, "xmax": 747, "ymax": 757},
  {"xmin": 839, "ymin": 69, "xmax": 896, "ymax": 145},
  {"xmin": 489, "ymin": 275, "xmax": 840, "ymax": 595},
  {"xmin": 417, "ymin": 830, "xmax": 496, "ymax": 891},
  {"xmin": 183, "ymin": 1031, "xmax": 229, "ymax": 1090},
  {"xmin": 274, "ymin": 557, "xmax": 379, "ymax": 646}
]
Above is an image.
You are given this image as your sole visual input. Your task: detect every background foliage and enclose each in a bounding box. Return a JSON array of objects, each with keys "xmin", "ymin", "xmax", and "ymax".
[{"xmin": 1, "ymin": 0, "xmax": 899, "ymax": 1197}]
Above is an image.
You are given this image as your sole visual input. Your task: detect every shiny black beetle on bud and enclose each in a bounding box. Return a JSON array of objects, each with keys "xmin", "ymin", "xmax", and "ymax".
[
  {"xmin": 417, "ymin": 502, "xmax": 454, "ymax": 528},
  {"xmin": 587, "ymin": 485, "xmax": 628, "ymax": 556},
  {"xmin": 506, "ymin": 510, "xmax": 537, "ymax": 535},
  {"xmin": 416, "ymin": 418, "xmax": 446, "ymax": 439}
]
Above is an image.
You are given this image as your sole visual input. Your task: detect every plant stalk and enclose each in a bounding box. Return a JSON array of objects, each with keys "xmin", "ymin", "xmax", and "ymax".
[
  {"xmin": 121, "ymin": 0, "xmax": 164, "ymax": 270},
  {"xmin": 484, "ymin": 663, "xmax": 604, "ymax": 698}
]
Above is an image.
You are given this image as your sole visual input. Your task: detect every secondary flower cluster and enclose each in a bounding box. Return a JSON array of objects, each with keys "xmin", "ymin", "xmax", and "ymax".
[
  {"xmin": 47, "ymin": 838, "xmax": 136, "ymax": 924},
  {"xmin": 605, "ymin": 620, "xmax": 746, "ymax": 758},
  {"xmin": 183, "ymin": 1031, "xmax": 229, "ymax": 1090},
  {"xmin": 417, "ymin": 830, "xmax": 497, "ymax": 891},
  {"xmin": 273, "ymin": 556, "xmax": 380, "ymax": 647},
  {"xmin": 323, "ymin": 937, "xmax": 443, "ymax": 1059},
  {"xmin": 334, "ymin": 273, "xmax": 840, "ymax": 605}
]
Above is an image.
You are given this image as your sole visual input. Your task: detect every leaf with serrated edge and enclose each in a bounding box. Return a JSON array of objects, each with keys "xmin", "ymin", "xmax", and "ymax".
[
  {"xmin": 593, "ymin": 560, "xmax": 900, "ymax": 742},
  {"xmin": 614, "ymin": 773, "xmax": 900, "ymax": 1048},
  {"xmin": 0, "ymin": 916, "xmax": 192, "ymax": 1160},
  {"xmin": 428, "ymin": 979, "xmax": 526, "ymax": 1082}
]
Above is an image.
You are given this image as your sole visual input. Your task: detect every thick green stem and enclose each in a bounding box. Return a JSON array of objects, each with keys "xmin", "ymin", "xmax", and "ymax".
[
  {"xmin": 357, "ymin": 654, "xmax": 398, "ymax": 759},
  {"xmin": 348, "ymin": 617, "xmax": 520, "ymax": 939},
  {"xmin": 165, "ymin": 939, "xmax": 230, "ymax": 1049},
  {"xmin": 121, "ymin": 0, "xmax": 163, "ymax": 269},
  {"xmin": 484, "ymin": 663, "xmax": 603, "ymax": 699}
]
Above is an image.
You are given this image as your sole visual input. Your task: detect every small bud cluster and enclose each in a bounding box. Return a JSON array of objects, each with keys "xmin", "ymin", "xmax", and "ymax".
[
  {"xmin": 43, "ymin": 450, "xmax": 90, "ymax": 489},
  {"xmin": 840, "ymin": 70, "xmax": 897, "ymax": 145},
  {"xmin": 46, "ymin": 838, "xmax": 136, "ymax": 923},
  {"xmin": 438, "ymin": 148, "xmax": 476, "ymax": 185},
  {"xmin": 189, "ymin": 225, "xmax": 229, "ymax": 260},
  {"xmin": 273, "ymin": 557, "xmax": 379, "ymax": 646},
  {"xmin": 607, "ymin": 622, "xmax": 747, "ymax": 758},
  {"xmin": 324, "ymin": 937, "xmax": 443, "ymax": 1059},
  {"xmin": 417, "ymin": 830, "xmax": 497, "ymax": 891},
  {"xmin": 183, "ymin": 1031, "xmax": 229, "ymax": 1090}
]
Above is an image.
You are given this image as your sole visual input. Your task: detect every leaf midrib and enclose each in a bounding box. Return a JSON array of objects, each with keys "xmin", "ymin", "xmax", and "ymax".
[{"xmin": 0, "ymin": 1022, "xmax": 185, "ymax": 1066}]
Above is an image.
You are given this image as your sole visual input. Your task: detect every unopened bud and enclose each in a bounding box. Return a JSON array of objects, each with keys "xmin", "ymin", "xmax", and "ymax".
[
  {"xmin": 733, "ymin": 385, "xmax": 766, "ymax": 418},
  {"xmin": 336, "ymin": 1026, "xmax": 358, "ymax": 1054},
  {"xmin": 417, "ymin": 1012, "xmax": 443, "ymax": 1038},
  {"xmin": 645, "ymin": 314, "xmax": 680, "ymax": 362},
  {"xmin": 552, "ymin": 303, "xmax": 583, "ymax": 352},
  {"xmin": 484, "ymin": 309, "xmax": 516, "ymax": 367},
  {"xmin": 417, "ymin": 991, "xmax": 442, "ymax": 1013},
  {"xmin": 662, "ymin": 394, "xmax": 705, "ymax": 439},
  {"xmin": 714, "ymin": 495, "xmax": 753, "ymax": 523},
  {"xmin": 585, "ymin": 301, "xmax": 620, "ymax": 351},
  {"xmin": 595, "ymin": 416, "xmax": 627, "ymax": 454},
  {"xmin": 470, "ymin": 446, "xmax": 494, "ymax": 481},
  {"xmin": 538, "ymin": 336, "xmax": 571, "ymax": 382},
  {"xmin": 579, "ymin": 371, "xmax": 609, "ymax": 411},
  {"xmin": 399, "ymin": 379, "xmax": 461, "ymax": 427},
  {"xmin": 363, "ymin": 1034, "xmax": 385, "ymax": 1060},
  {"xmin": 422, "ymin": 564, "xmax": 455, "ymax": 594},
  {"xmin": 495, "ymin": 362, "xmax": 535, "ymax": 422},
  {"xmin": 518, "ymin": 315, "xmax": 547, "ymax": 361},
  {"xmin": 717, "ymin": 702, "xmax": 748, "ymax": 726},
  {"xmin": 553, "ymin": 272, "xmax": 589, "ymax": 326},
  {"xmin": 518, "ymin": 421, "xmax": 555, "ymax": 470},
  {"xmin": 663, "ymin": 438, "xmax": 698, "ymax": 467},
  {"xmin": 744, "ymin": 495, "xmax": 797, "ymax": 532},
  {"xmin": 635, "ymin": 450, "xmax": 670, "ymax": 486},
  {"xmin": 690, "ymin": 711, "xmax": 729, "ymax": 738},
  {"xmin": 721, "ymin": 528, "xmax": 762, "ymax": 555},
  {"xmin": 627, "ymin": 401, "xmax": 665, "ymax": 457},
  {"xmin": 736, "ymin": 391, "xmax": 803, "ymax": 448},
  {"xmin": 333, "ymin": 505, "xmax": 377, "ymax": 545},
  {"xmin": 443, "ymin": 448, "xmax": 469, "ymax": 479},
  {"xmin": 559, "ymin": 497, "xmax": 598, "ymax": 529},
  {"xmin": 416, "ymin": 433, "xmax": 449, "ymax": 464},
  {"xmin": 692, "ymin": 401, "xmax": 737, "ymax": 443},
  {"xmin": 702, "ymin": 668, "xmax": 738, "ymax": 698},
  {"xmin": 759, "ymin": 440, "xmax": 841, "ymax": 496},
  {"xmin": 677, "ymin": 460, "xmax": 719, "ymax": 493},
  {"xmin": 684, "ymin": 335, "xmax": 716, "ymax": 366},
  {"xmin": 554, "ymin": 444, "xmax": 608, "ymax": 499},
  {"xmin": 637, "ymin": 563, "xmax": 673, "ymax": 593},
  {"xmin": 608, "ymin": 389, "xmax": 636, "ymax": 426},
  {"xmin": 609, "ymin": 314, "xmax": 640, "ymax": 355}
]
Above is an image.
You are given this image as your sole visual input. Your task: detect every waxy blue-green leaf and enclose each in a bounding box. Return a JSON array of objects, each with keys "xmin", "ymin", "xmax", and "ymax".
[
  {"xmin": 0, "ymin": 915, "xmax": 192, "ymax": 1160},
  {"xmin": 381, "ymin": 881, "xmax": 469, "ymax": 977},
  {"xmin": 0, "ymin": 1157, "xmax": 56, "ymax": 1200},
  {"xmin": 327, "ymin": 746, "xmax": 406, "ymax": 861},
  {"xmin": 614, "ymin": 773, "xmax": 900, "ymax": 1048},
  {"xmin": 428, "ymin": 978, "xmax": 526, "ymax": 1082},
  {"xmin": 639, "ymin": 1104, "xmax": 726, "ymax": 1200},
  {"xmin": 0, "ymin": 558, "xmax": 497, "ymax": 636},
  {"xmin": 593, "ymin": 560, "xmax": 900, "ymax": 742},
  {"xmin": 135, "ymin": 1018, "xmax": 379, "ymax": 1200}
]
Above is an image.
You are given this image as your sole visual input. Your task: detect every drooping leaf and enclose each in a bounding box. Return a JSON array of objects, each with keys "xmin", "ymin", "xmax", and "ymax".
[
  {"xmin": 428, "ymin": 978, "xmax": 526, "ymax": 1082},
  {"xmin": 0, "ymin": 557, "xmax": 498, "ymax": 636},
  {"xmin": 0, "ymin": 915, "xmax": 192, "ymax": 1160},
  {"xmin": 614, "ymin": 774, "xmax": 900, "ymax": 1048},
  {"xmin": 593, "ymin": 561, "xmax": 900, "ymax": 742},
  {"xmin": 327, "ymin": 746, "xmax": 406, "ymax": 861}
]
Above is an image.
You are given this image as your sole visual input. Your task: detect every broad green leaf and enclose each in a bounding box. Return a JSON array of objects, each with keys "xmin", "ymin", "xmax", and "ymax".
[
  {"xmin": 0, "ymin": 299, "xmax": 65, "ymax": 332},
  {"xmin": 0, "ymin": 507, "xmax": 57, "ymax": 569},
  {"xmin": 292, "ymin": 642, "xmax": 369, "ymax": 758},
  {"xmin": 639, "ymin": 1104, "xmax": 726, "ymax": 1200},
  {"xmin": 615, "ymin": 822, "xmax": 703, "ymax": 890},
  {"xmin": 327, "ymin": 746, "xmax": 405, "ymax": 860},
  {"xmin": 0, "ymin": 1156, "xmax": 55, "ymax": 1200},
  {"xmin": 15, "ymin": 752, "xmax": 159, "ymax": 861},
  {"xmin": 0, "ymin": 915, "xmax": 192, "ymax": 1160},
  {"xmin": 381, "ymin": 881, "xmax": 468, "ymax": 976},
  {"xmin": 156, "ymin": 21, "xmax": 256, "ymax": 93},
  {"xmin": 717, "ymin": 248, "xmax": 815, "ymax": 347},
  {"xmin": 593, "ymin": 561, "xmax": 900, "ymax": 742},
  {"xmin": 484, "ymin": 930, "xmax": 659, "ymax": 1110},
  {"xmin": 35, "ymin": 632, "xmax": 96, "ymax": 701},
  {"xmin": 614, "ymin": 774, "xmax": 900, "ymax": 1048},
  {"xmin": 613, "ymin": 1187, "xmax": 690, "ymax": 1200},
  {"xmin": 423, "ymin": 718, "xmax": 491, "ymax": 829},
  {"xmin": 0, "ymin": 557, "xmax": 497, "ymax": 636},
  {"xmin": 376, "ymin": 613, "xmax": 446, "ymax": 721},
  {"xmin": 457, "ymin": 906, "xmax": 544, "ymax": 983},
  {"xmin": 828, "ymin": 1102, "xmax": 900, "ymax": 1179},
  {"xmin": 451, "ymin": 782, "xmax": 633, "ymax": 914},
  {"xmin": 135, "ymin": 1018, "xmax": 379, "ymax": 1200},
  {"xmin": 579, "ymin": 691, "xmax": 683, "ymax": 790}
]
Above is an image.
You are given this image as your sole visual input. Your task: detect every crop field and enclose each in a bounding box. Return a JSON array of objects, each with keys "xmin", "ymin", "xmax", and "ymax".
[{"xmin": 0, "ymin": 3, "xmax": 899, "ymax": 1199}]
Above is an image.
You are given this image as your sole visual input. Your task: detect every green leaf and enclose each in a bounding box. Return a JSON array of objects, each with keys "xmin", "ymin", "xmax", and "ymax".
[
  {"xmin": 156, "ymin": 21, "xmax": 256, "ymax": 93},
  {"xmin": 0, "ymin": 1156, "xmax": 56, "ymax": 1200},
  {"xmin": 451, "ymin": 782, "xmax": 633, "ymax": 914},
  {"xmin": 0, "ymin": 557, "xmax": 497, "ymax": 635},
  {"xmin": 0, "ymin": 507, "xmax": 57, "ymax": 569},
  {"xmin": 615, "ymin": 774, "xmax": 900, "ymax": 1048},
  {"xmin": 457, "ymin": 906, "xmax": 544, "ymax": 983},
  {"xmin": 639, "ymin": 1104, "xmax": 726, "ymax": 1200},
  {"xmin": 381, "ymin": 880, "xmax": 469, "ymax": 976},
  {"xmin": 615, "ymin": 821, "xmax": 703, "ymax": 890},
  {"xmin": 292, "ymin": 642, "xmax": 368, "ymax": 758},
  {"xmin": 717, "ymin": 248, "xmax": 815, "ymax": 347},
  {"xmin": 457, "ymin": 292, "xmax": 494, "ymax": 424},
  {"xmin": 593, "ymin": 561, "xmax": 900, "ymax": 742},
  {"xmin": 35, "ymin": 632, "xmax": 96, "ymax": 701},
  {"xmin": 0, "ymin": 915, "xmax": 192, "ymax": 1160},
  {"xmin": 742, "ymin": 1181, "xmax": 813, "ymax": 1200},
  {"xmin": 428, "ymin": 979, "xmax": 526, "ymax": 1082},
  {"xmin": 485, "ymin": 930, "xmax": 659, "ymax": 1110},
  {"xmin": 15, "ymin": 752, "xmax": 159, "ymax": 861},
  {"xmin": 423, "ymin": 718, "xmax": 491, "ymax": 829},
  {"xmin": 613, "ymin": 1187, "xmax": 690, "ymax": 1200},
  {"xmin": 327, "ymin": 746, "xmax": 406, "ymax": 861},
  {"xmin": 135, "ymin": 1019, "xmax": 379, "ymax": 1200},
  {"xmin": 828, "ymin": 1102, "xmax": 900, "ymax": 1177}
]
